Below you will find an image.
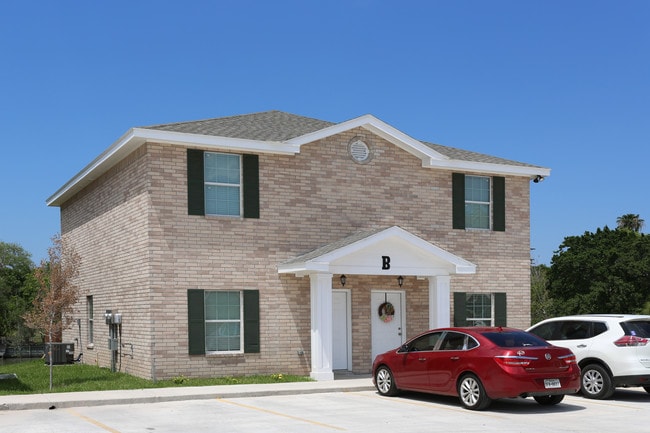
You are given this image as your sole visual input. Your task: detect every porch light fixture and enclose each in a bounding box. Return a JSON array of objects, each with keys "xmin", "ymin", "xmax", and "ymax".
[
  {"xmin": 340, "ymin": 274, "xmax": 347, "ymax": 287},
  {"xmin": 397, "ymin": 275, "xmax": 404, "ymax": 287},
  {"xmin": 533, "ymin": 175, "xmax": 544, "ymax": 183}
]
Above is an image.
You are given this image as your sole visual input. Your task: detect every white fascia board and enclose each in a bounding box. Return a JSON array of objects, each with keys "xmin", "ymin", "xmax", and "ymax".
[
  {"xmin": 47, "ymin": 128, "xmax": 299, "ymax": 207},
  {"xmin": 47, "ymin": 129, "xmax": 146, "ymax": 206},
  {"xmin": 426, "ymin": 158, "xmax": 552, "ymax": 178},
  {"xmin": 286, "ymin": 115, "xmax": 549, "ymax": 178},
  {"xmin": 129, "ymin": 128, "xmax": 299, "ymax": 155}
]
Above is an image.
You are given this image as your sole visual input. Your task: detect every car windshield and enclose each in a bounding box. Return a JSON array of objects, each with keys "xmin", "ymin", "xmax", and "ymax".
[
  {"xmin": 481, "ymin": 330, "xmax": 550, "ymax": 348},
  {"xmin": 621, "ymin": 320, "xmax": 650, "ymax": 338}
]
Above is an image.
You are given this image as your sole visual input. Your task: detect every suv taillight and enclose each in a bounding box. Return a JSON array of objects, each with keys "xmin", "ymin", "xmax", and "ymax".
[{"xmin": 614, "ymin": 336, "xmax": 648, "ymax": 347}]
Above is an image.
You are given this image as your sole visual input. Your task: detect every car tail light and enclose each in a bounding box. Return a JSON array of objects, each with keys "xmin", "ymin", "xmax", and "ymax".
[
  {"xmin": 614, "ymin": 335, "xmax": 648, "ymax": 347},
  {"xmin": 494, "ymin": 355, "xmax": 536, "ymax": 367},
  {"xmin": 558, "ymin": 353, "xmax": 577, "ymax": 365}
]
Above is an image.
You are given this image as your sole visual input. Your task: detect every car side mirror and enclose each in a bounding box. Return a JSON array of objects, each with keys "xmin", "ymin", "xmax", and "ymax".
[{"xmin": 398, "ymin": 343, "xmax": 410, "ymax": 353}]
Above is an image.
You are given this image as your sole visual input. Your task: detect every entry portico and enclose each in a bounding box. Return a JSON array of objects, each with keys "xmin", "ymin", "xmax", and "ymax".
[{"xmin": 278, "ymin": 226, "xmax": 476, "ymax": 380}]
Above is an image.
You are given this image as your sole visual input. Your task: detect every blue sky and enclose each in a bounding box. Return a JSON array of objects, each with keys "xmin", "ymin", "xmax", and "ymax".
[{"xmin": 1, "ymin": 1, "xmax": 648, "ymax": 265}]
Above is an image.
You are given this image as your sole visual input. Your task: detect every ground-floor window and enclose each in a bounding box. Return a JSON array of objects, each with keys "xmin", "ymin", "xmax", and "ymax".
[
  {"xmin": 86, "ymin": 295, "xmax": 94, "ymax": 345},
  {"xmin": 453, "ymin": 292, "xmax": 506, "ymax": 326},
  {"xmin": 187, "ymin": 289, "xmax": 259, "ymax": 355}
]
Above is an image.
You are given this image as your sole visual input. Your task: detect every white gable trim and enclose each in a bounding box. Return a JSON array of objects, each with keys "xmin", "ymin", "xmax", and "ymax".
[{"xmin": 278, "ymin": 226, "xmax": 476, "ymax": 277}]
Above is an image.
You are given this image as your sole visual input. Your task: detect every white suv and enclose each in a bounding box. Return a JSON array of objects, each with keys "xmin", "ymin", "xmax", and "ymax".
[{"xmin": 527, "ymin": 314, "xmax": 650, "ymax": 399}]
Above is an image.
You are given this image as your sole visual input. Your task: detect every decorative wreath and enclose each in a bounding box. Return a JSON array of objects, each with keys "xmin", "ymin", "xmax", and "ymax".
[{"xmin": 378, "ymin": 302, "xmax": 395, "ymax": 323}]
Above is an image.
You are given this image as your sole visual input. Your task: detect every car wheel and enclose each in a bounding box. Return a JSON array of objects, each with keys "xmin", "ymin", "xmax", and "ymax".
[
  {"xmin": 458, "ymin": 374, "xmax": 492, "ymax": 410},
  {"xmin": 374, "ymin": 365, "xmax": 399, "ymax": 396},
  {"xmin": 581, "ymin": 364, "xmax": 614, "ymax": 399},
  {"xmin": 534, "ymin": 395, "xmax": 565, "ymax": 405}
]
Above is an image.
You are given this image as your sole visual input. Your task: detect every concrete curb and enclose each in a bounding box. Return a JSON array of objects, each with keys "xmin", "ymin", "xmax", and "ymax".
[{"xmin": 0, "ymin": 378, "xmax": 375, "ymax": 411}]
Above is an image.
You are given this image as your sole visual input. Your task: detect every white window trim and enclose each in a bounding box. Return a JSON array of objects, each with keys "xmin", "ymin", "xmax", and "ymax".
[
  {"xmin": 204, "ymin": 152, "xmax": 243, "ymax": 217},
  {"xmin": 466, "ymin": 293, "xmax": 495, "ymax": 326},
  {"xmin": 465, "ymin": 175, "xmax": 492, "ymax": 230},
  {"xmin": 204, "ymin": 291, "xmax": 244, "ymax": 355}
]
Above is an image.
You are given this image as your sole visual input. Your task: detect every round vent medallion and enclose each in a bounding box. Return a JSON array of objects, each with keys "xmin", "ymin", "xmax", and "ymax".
[{"xmin": 348, "ymin": 138, "xmax": 371, "ymax": 164}]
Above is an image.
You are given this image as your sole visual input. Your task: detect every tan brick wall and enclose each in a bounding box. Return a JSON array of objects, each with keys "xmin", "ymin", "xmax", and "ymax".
[{"xmin": 61, "ymin": 127, "xmax": 532, "ymax": 379}]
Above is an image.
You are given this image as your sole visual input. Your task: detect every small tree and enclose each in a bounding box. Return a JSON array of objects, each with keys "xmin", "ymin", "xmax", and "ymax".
[{"xmin": 23, "ymin": 235, "xmax": 80, "ymax": 390}]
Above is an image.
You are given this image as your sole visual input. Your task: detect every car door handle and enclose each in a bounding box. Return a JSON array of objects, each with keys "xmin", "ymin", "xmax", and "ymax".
[
  {"xmin": 450, "ymin": 356, "xmax": 460, "ymax": 361},
  {"xmin": 418, "ymin": 358, "xmax": 427, "ymax": 362},
  {"xmin": 576, "ymin": 344, "xmax": 587, "ymax": 348}
]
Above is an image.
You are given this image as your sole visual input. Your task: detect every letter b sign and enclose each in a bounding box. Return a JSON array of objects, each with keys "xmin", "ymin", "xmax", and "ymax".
[{"xmin": 382, "ymin": 256, "xmax": 391, "ymax": 270}]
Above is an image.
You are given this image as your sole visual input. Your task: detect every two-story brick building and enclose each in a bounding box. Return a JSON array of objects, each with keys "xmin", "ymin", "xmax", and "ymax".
[{"xmin": 48, "ymin": 111, "xmax": 549, "ymax": 380}]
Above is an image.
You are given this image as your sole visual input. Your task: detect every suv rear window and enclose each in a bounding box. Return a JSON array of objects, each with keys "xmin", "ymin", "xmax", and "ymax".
[
  {"xmin": 621, "ymin": 320, "xmax": 650, "ymax": 338},
  {"xmin": 482, "ymin": 330, "xmax": 550, "ymax": 347}
]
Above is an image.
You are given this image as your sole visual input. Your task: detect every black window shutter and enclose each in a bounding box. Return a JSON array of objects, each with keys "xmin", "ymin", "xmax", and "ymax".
[
  {"xmin": 492, "ymin": 176, "xmax": 505, "ymax": 232},
  {"xmin": 494, "ymin": 293, "xmax": 507, "ymax": 326},
  {"xmin": 452, "ymin": 173, "xmax": 465, "ymax": 229},
  {"xmin": 242, "ymin": 154, "xmax": 260, "ymax": 219},
  {"xmin": 187, "ymin": 289, "xmax": 205, "ymax": 355},
  {"xmin": 243, "ymin": 290, "xmax": 260, "ymax": 353},
  {"xmin": 187, "ymin": 149, "xmax": 205, "ymax": 216},
  {"xmin": 453, "ymin": 292, "xmax": 467, "ymax": 326}
]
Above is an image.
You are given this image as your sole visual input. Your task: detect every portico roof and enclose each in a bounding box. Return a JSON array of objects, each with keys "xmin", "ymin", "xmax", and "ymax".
[{"xmin": 277, "ymin": 226, "xmax": 476, "ymax": 277}]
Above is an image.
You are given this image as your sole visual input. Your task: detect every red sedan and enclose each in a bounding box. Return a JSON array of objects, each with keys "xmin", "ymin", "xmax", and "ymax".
[{"xmin": 372, "ymin": 327, "xmax": 581, "ymax": 410}]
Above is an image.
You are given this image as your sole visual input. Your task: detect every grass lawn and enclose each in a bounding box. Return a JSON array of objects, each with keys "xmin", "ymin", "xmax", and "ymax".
[{"xmin": 0, "ymin": 359, "xmax": 311, "ymax": 395}]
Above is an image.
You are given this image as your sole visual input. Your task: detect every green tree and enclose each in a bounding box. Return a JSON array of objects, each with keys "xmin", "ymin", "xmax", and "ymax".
[
  {"xmin": 0, "ymin": 241, "xmax": 36, "ymax": 341},
  {"xmin": 23, "ymin": 235, "xmax": 80, "ymax": 390},
  {"xmin": 531, "ymin": 264, "xmax": 555, "ymax": 324},
  {"xmin": 548, "ymin": 227, "xmax": 650, "ymax": 315},
  {"xmin": 616, "ymin": 213, "xmax": 645, "ymax": 232}
]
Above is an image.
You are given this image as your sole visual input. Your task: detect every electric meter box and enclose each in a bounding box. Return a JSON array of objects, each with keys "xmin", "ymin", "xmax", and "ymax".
[
  {"xmin": 108, "ymin": 338, "xmax": 119, "ymax": 351},
  {"xmin": 112, "ymin": 313, "xmax": 122, "ymax": 324}
]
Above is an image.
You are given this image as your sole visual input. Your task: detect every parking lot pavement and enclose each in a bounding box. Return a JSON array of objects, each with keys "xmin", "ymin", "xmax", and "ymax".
[{"xmin": 1, "ymin": 388, "xmax": 649, "ymax": 433}]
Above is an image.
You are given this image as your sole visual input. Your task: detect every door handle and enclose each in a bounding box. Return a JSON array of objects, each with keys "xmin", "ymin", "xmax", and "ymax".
[
  {"xmin": 450, "ymin": 356, "xmax": 460, "ymax": 361},
  {"xmin": 577, "ymin": 344, "xmax": 587, "ymax": 348},
  {"xmin": 418, "ymin": 358, "xmax": 427, "ymax": 362}
]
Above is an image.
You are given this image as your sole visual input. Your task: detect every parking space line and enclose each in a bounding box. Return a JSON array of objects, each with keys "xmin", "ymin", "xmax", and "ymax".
[
  {"xmin": 65, "ymin": 408, "xmax": 122, "ymax": 433},
  {"xmin": 355, "ymin": 392, "xmax": 506, "ymax": 419},
  {"xmin": 216, "ymin": 397, "xmax": 347, "ymax": 431}
]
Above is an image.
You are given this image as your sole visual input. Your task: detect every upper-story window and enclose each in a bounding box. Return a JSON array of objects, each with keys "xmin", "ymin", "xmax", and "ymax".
[
  {"xmin": 452, "ymin": 173, "xmax": 505, "ymax": 231},
  {"xmin": 187, "ymin": 149, "xmax": 259, "ymax": 218},
  {"xmin": 464, "ymin": 175, "xmax": 490, "ymax": 229},
  {"xmin": 204, "ymin": 152, "xmax": 242, "ymax": 217}
]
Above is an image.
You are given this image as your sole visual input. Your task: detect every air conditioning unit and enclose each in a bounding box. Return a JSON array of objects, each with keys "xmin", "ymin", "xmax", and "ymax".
[{"xmin": 45, "ymin": 342, "xmax": 74, "ymax": 365}]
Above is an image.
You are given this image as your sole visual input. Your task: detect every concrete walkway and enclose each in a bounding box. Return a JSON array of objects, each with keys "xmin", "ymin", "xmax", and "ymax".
[{"xmin": 0, "ymin": 376, "xmax": 375, "ymax": 411}]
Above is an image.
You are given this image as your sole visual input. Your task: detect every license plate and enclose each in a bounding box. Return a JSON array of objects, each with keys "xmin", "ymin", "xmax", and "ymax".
[{"xmin": 544, "ymin": 379, "xmax": 561, "ymax": 389}]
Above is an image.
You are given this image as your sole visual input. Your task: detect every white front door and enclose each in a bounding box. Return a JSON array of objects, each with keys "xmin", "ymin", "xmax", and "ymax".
[
  {"xmin": 371, "ymin": 291, "xmax": 405, "ymax": 362},
  {"xmin": 332, "ymin": 289, "xmax": 351, "ymax": 370}
]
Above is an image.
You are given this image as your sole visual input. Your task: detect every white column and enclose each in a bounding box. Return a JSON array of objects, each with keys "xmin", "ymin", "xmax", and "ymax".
[
  {"xmin": 309, "ymin": 272, "xmax": 334, "ymax": 381},
  {"xmin": 429, "ymin": 275, "xmax": 451, "ymax": 328}
]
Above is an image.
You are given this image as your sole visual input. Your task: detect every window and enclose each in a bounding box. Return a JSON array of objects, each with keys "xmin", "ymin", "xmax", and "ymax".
[
  {"xmin": 406, "ymin": 331, "xmax": 443, "ymax": 352},
  {"xmin": 465, "ymin": 294, "xmax": 493, "ymax": 326},
  {"xmin": 87, "ymin": 296, "xmax": 94, "ymax": 345},
  {"xmin": 452, "ymin": 173, "xmax": 505, "ymax": 231},
  {"xmin": 187, "ymin": 149, "xmax": 259, "ymax": 218},
  {"xmin": 205, "ymin": 291, "xmax": 242, "ymax": 352},
  {"xmin": 465, "ymin": 176, "xmax": 490, "ymax": 229},
  {"xmin": 204, "ymin": 153, "xmax": 242, "ymax": 216},
  {"xmin": 453, "ymin": 292, "xmax": 507, "ymax": 327},
  {"xmin": 187, "ymin": 289, "xmax": 260, "ymax": 355}
]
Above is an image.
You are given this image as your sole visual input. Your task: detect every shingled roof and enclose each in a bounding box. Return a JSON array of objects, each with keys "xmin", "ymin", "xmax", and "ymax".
[
  {"xmin": 142, "ymin": 110, "xmax": 540, "ymax": 169},
  {"xmin": 142, "ymin": 110, "xmax": 334, "ymax": 142}
]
